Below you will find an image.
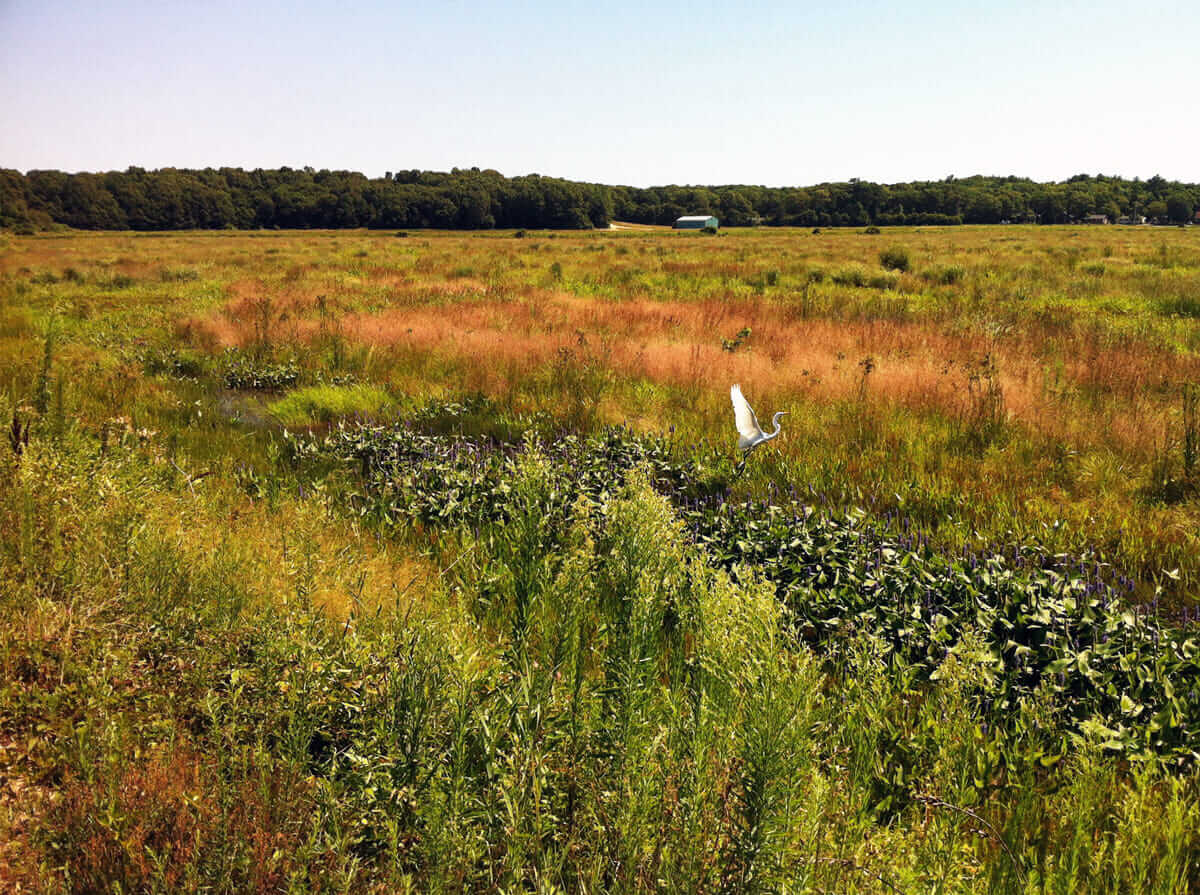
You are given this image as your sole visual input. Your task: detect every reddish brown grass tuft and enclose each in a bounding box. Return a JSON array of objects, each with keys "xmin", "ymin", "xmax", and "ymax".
[{"xmin": 46, "ymin": 745, "xmax": 320, "ymax": 895}]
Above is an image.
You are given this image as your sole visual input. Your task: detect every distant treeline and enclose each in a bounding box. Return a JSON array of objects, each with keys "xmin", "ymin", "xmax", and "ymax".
[{"xmin": 1, "ymin": 166, "xmax": 1198, "ymax": 231}]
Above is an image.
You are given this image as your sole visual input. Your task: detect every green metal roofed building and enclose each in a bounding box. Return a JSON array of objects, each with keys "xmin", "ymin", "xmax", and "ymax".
[{"xmin": 673, "ymin": 215, "xmax": 719, "ymax": 230}]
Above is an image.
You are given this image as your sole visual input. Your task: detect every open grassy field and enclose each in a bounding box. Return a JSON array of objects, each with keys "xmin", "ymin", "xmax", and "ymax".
[{"xmin": 3, "ymin": 225, "xmax": 1200, "ymax": 891}]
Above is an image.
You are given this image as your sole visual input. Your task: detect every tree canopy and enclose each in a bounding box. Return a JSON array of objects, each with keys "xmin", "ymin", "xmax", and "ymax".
[{"xmin": 1, "ymin": 166, "xmax": 1197, "ymax": 231}]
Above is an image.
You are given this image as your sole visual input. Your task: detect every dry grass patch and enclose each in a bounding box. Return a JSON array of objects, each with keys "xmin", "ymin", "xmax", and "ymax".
[{"xmin": 184, "ymin": 284, "xmax": 1192, "ymax": 459}]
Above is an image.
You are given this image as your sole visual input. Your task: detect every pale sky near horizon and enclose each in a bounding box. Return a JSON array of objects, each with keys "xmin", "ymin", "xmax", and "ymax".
[{"xmin": 1, "ymin": 0, "xmax": 1196, "ymax": 188}]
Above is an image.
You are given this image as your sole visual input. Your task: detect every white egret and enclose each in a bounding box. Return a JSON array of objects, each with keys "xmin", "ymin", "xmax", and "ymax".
[{"xmin": 730, "ymin": 384, "xmax": 786, "ymax": 454}]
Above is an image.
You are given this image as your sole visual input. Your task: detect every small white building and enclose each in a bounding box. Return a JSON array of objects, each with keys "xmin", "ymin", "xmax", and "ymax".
[{"xmin": 674, "ymin": 215, "xmax": 719, "ymax": 230}]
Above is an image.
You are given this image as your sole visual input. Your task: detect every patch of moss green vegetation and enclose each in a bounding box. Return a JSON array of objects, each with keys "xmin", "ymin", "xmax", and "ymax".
[{"xmin": 269, "ymin": 384, "xmax": 395, "ymax": 425}]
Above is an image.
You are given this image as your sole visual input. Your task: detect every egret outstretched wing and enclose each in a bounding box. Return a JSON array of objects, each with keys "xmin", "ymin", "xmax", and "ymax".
[{"xmin": 730, "ymin": 384, "xmax": 764, "ymax": 448}]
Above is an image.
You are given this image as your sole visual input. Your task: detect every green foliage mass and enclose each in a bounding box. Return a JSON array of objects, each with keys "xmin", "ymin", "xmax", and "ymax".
[
  {"xmin": 879, "ymin": 244, "xmax": 911, "ymax": 272},
  {"xmin": 291, "ymin": 417, "xmax": 1200, "ymax": 763},
  {"xmin": 5, "ymin": 422, "xmax": 1200, "ymax": 891},
  {"xmin": 3, "ymin": 166, "xmax": 1199, "ymax": 231}
]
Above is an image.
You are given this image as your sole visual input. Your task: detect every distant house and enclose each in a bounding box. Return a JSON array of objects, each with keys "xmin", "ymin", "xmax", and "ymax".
[
  {"xmin": 674, "ymin": 215, "xmax": 719, "ymax": 230},
  {"xmin": 1118, "ymin": 215, "xmax": 1147, "ymax": 225},
  {"xmin": 1083, "ymin": 214, "xmax": 1110, "ymax": 225}
]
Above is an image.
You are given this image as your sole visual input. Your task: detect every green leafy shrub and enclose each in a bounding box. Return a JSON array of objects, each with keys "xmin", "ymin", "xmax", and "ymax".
[
  {"xmin": 878, "ymin": 245, "xmax": 911, "ymax": 272},
  {"xmin": 867, "ymin": 271, "xmax": 900, "ymax": 290},
  {"xmin": 922, "ymin": 264, "xmax": 966, "ymax": 285},
  {"xmin": 831, "ymin": 263, "xmax": 869, "ymax": 287}
]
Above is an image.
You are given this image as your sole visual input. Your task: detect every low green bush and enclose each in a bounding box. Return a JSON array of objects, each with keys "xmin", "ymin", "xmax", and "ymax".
[
  {"xmin": 831, "ymin": 263, "xmax": 869, "ymax": 287},
  {"xmin": 879, "ymin": 245, "xmax": 911, "ymax": 272},
  {"xmin": 922, "ymin": 264, "xmax": 966, "ymax": 285}
]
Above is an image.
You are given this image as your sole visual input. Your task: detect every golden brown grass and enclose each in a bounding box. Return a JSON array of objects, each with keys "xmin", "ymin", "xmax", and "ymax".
[{"xmin": 185, "ymin": 277, "xmax": 1199, "ymax": 460}]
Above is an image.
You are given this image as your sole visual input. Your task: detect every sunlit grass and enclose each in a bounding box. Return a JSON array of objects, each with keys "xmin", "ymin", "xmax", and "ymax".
[
  {"xmin": 269, "ymin": 383, "xmax": 396, "ymax": 426},
  {"xmin": 4, "ymin": 225, "xmax": 1200, "ymax": 595},
  {"xmin": 3, "ymin": 224, "xmax": 1200, "ymax": 890}
]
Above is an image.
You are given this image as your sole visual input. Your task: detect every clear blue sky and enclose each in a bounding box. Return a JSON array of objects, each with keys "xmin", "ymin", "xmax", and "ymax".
[{"xmin": 2, "ymin": 0, "xmax": 1196, "ymax": 187}]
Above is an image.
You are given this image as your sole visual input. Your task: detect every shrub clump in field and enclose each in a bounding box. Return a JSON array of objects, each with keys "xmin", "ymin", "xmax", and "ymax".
[
  {"xmin": 878, "ymin": 245, "xmax": 911, "ymax": 272},
  {"xmin": 269, "ymin": 383, "xmax": 394, "ymax": 425},
  {"xmin": 1158, "ymin": 295, "xmax": 1200, "ymax": 319},
  {"xmin": 831, "ymin": 265, "xmax": 898, "ymax": 290},
  {"xmin": 922, "ymin": 264, "xmax": 966, "ymax": 285},
  {"xmin": 97, "ymin": 273, "xmax": 137, "ymax": 290},
  {"xmin": 831, "ymin": 264, "xmax": 869, "ymax": 287},
  {"xmin": 867, "ymin": 271, "xmax": 900, "ymax": 290}
]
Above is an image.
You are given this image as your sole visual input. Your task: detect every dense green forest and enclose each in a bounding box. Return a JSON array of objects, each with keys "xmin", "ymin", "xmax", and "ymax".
[{"xmin": 1, "ymin": 165, "xmax": 1197, "ymax": 231}]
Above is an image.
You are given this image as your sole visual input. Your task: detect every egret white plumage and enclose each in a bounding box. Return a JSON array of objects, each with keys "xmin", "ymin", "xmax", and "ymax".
[{"xmin": 730, "ymin": 384, "xmax": 786, "ymax": 454}]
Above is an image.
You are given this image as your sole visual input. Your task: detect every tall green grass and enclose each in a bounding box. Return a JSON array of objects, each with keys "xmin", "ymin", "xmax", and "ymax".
[{"xmin": 3, "ymin": 429, "xmax": 1199, "ymax": 892}]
